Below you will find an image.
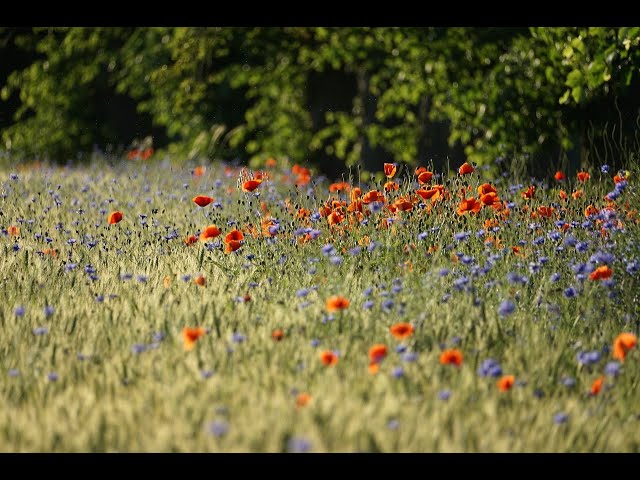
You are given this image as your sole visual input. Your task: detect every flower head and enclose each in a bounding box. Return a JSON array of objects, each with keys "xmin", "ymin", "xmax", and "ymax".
[
  {"xmin": 612, "ymin": 333, "xmax": 637, "ymax": 362},
  {"xmin": 182, "ymin": 327, "xmax": 207, "ymax": 351},
  {"xmin": 439, "ymin": 349, "xmax": 463, "ymax": 367},
  {"xmin": 108, "ymin": 211, "xmax": 123, "ymax": 224},
  {"xmin": 390, "ymin": 322, "xmax": 414, "ymax": 340},
  {"xmin": 193, "ymin": 195, "xmax": 214, "ymax": 207},
  {"xmin": 326, "ymin": 295, "xmax": 349, "ymax": 312},
  {"xmin": 497, "ymin": 374, "xmax": 515, "ymax": 392}
]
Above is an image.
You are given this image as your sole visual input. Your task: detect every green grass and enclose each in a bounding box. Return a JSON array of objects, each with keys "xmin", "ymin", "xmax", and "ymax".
[{"xmin": 0, "ymin": 158, "xmax": 639, "ymax": 452}]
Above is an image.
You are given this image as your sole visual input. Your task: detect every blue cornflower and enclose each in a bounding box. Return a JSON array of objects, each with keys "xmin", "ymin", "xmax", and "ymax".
[
  {"xmin": 590, "ymin": 251, "xmax": 614, "ymax": 265},
  {"xmin": 550, "ymin": 272, "xmax": 561, "ymax": 282},
  {"xmin": 321, "ymin": 244, "xmax": 335, "ymax": 256},
  {"xmin": 207, "ymin": 420, "xmax": 229, "ymax": 438},
  {"xmin": 564, "ymin": 236, "xmax": 577, "ymax": 247},
  {"xmin": 576, "ymin": 350, "xmax": 601, "ymax": 366},
  {"xmin": 554, "ymin": 412, "xmax": 569, "ymax": 425},
  {"xmin": 547, "ymin": 231, "xmax": 562, "ymax": 241},
  {"xmin": 369, "ymin": 201, "xmax": 384, "ymax": 213},
  {"xmin": 201, "ymin": 370, "xmax": 215, "ymax": 379},
  {"xmin": 363, "ymin": 300, "xmax": 375, "ymax": 310},
  {"xmin": 461, "ymin": 255, "xmax": 474, "ymax": 265},
  {"xmin": 438, "ymin": 390, "xmax": 451, "ymax": 401},
  {"xmin": 308, "ymin": 229, "xmax": 321, "ymax": 239},
  {"xmin": 232, "ymin": 332, "xmax": 246, "ymax": 343},
  {"xmin": 8, "ymin": 368, "xmax": 20, "ymax": 377},
  {"xmin": 439, "ymin": 268, "xmax": 450, "ymax": 277},
  {"xmin": 363, "ymin": 287, "xmax": 373, "ymax": 297},
  {"xmin": 329, "ymin": 256, "xmax": 343, "ymax": 265},
  {"xmin": 417, "ymin": 231, "xmax": 429, "ymax": 241},
  {"xmin": 47, "ymin": 372, "xmax": 59, "ymax": 382},
  {"xmin": 391, "ymin": 367, "xmax": 404, "ymax": 378},
  {"xmin": 382, "ymin": 299, "xmax": 394, "ymax": 312},
  {"xmin": 454, "ymin": 231, "xmax": 470, "ymax": 242},
  {"xmin": 399, "ymin": 352, "xmax": 416, "ymax": 363},
  {"xmin": 601, "ymin": 165, "xmax": 610, "ymax": 174},
  {"xmin": 136, "ymin": 275, "xmax": 148, "ymax": 283},
  {"xmin": 44, "ymin": 305, "xmax": 55, "ymax": 317},
  {"xmin": 387, "ymin": 419, "xmax": 400, "ymax": 430},
  {"xmin": 349, "ymin": 246, "xmax": 361, "ymax": 256},
  {"xmin": 560, "ymin": 376, "xmax": 576, "ymax": 388},
  {"xmin": 506, "ymin": 272, "xmax": 528, "ymax": 285},
  {"xmin": 310, "ymin": 339, "xmax": 320, "ymax": 348},
  {"xmin": 575, "ymin": 242, "xmax": 589, "ymax": 253},
  {"xmin": 453, "ymin": 276, "xmax": 470, "ymax": 291},
  {"xmin": 605, "ymin": 361, "xmax": 621, "ymax": 377},
  {"xmin": 626, "ymin": 260, "xmax": 639, "ymax": 275},
  {"xmin": 563, "ymin": 286, "xmax": 577, "ymax": 298},
  {"xmin": 33, "ymin": 327, "xmax": 49, "ymax": 336},
  {"xmin": 287, "ymin": 437, "xmax": 312, "ymax": 453},
  {"xmin": 14, "ymin": 306, "xmax": 25, "ymax": 317},
  {"xmin": 477, "ymin": 358, "xmax": 502, "ymax": 378}
]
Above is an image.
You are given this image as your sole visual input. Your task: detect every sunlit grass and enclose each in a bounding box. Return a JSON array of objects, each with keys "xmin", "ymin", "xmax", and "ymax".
[{"xmin": 0, "ymin": 156, "xmax": 638, "ymax": 452}]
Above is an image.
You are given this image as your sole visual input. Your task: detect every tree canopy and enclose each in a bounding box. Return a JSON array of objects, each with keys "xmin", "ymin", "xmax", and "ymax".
[{"xmin": 1, "ymin": 27, "xmax": 639, "ymax": 174}]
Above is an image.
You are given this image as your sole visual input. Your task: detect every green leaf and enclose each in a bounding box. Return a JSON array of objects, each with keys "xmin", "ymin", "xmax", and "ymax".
[
  {"xmin": 571, "ymin": 85, "xmax": 583, "ymax": 103},
  {"xmin": 565, "ymin": 69, "xmax": 583, "ymax": 88}
]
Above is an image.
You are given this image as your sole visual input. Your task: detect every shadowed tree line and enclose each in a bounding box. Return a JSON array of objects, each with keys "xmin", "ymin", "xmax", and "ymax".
[{"xmin": 1, "ymin": 27, "xmax": 640, "ymax": 176}]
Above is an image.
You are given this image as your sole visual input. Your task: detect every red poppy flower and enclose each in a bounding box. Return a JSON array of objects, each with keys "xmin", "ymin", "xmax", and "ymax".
[
  {"xmin": 458, "ymin": 162, "xmax": 475, "ymax": 175},
  {"xmin": 193, "ymin": 195, "xmax": 214, "ymax": 207},
  {"xmin": 590, "ymin": 376, "xmax": 604, "ymax": 396},
  {"xmin": 384, "ymin": 181, "xmax": 399, "ymax": 192},
  {"xmin": 108, "ymin": 211, "xmax": 123, "ymax": 224},
  {"xmin": 612, "ymin": 333, "xmax": 637, "ymax": 362},
  {"xmin": 577, "ymin": 171, "xmax": 590, "ymax": 182},
  {"xmin": 182, "ymin": 327, "xmax": 207, "ymax": 351},
  {"xmin": 295, "ymin": 392, "xmax": 311, "ymax": 407},
  {"xmin": 225, "ymin": 229, "xmax": 244, "ymax": 243},
  {"xmin": 384, "ymin": 163, "xmax": 397, "ymax": 178},
  {"xmin": 589, "ymin": 265, "xmax": 612, "ymax": 281},
  {"xmin": 271, "ymin": 329, "xmax": 285, "ymax": 341},
  {"xmin": 439, "ymin": 349, "xmax": 463, "ymax": 367},
  {"xmin": 319, "ymin": 350, "xmax": 339, "ymax": 366},
  {"xmin": 477, "ymin": 183, "xmax": 497, "ymax": 196},
  {"xmin": 200, "ymin": 225, "xmax": 221, "ymax": 241},
  {"xmin": 418, "ymin": 171, "xmax": 433, "ymax": 184},
  {"xmin": 480, "ymin": 192, "xmax": 500, "ymax": 207},
  {"xmin": 521, "ymin": 186, "xmax": 536, "ymax": 200},
  {"xmin": 536, "ymin": 206, "xmax": 555, "ymax": 218},
  {"xmin": 362, "ymin": 190, "xmax": 385, "ymax": 204},
  {"xmin": 390, "ymin": 322, "xmax": 414, "ymax": 339},
  {"xmin": 326, "ymin": 296, "xmax": 350, "ymax": 312},
  {"xmin": 554, "ymin": 171, "xmax": 565, "ymax": 181},
  {"xmin": 457, "ymin": 197, "xmax": 482, "ymax": 215},
  {"xmin": 368, "ymin": 344, "xmax": 388, "ymax": 364},
  {"xmin": 225, "ymin": 240, "xmax": 242, "ymax": 253},
  {"xmin": 497, "ymin": 375, "xmax": 515, "ymax": 392},
  {"xmin": 242, "ymin": 179, "xmax": 262, "ymax": 192}
]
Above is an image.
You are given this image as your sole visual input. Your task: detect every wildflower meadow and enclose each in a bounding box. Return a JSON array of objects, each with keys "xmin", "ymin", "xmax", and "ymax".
[{"xmin": 1, "ymin": 154, "xmax": 639, "ymax": 452}]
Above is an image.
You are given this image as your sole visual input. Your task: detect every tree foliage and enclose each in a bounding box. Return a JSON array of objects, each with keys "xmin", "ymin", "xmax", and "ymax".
[{"xmin": 1, "ymin": 27, "xmax": 639, "ymax": 171}]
